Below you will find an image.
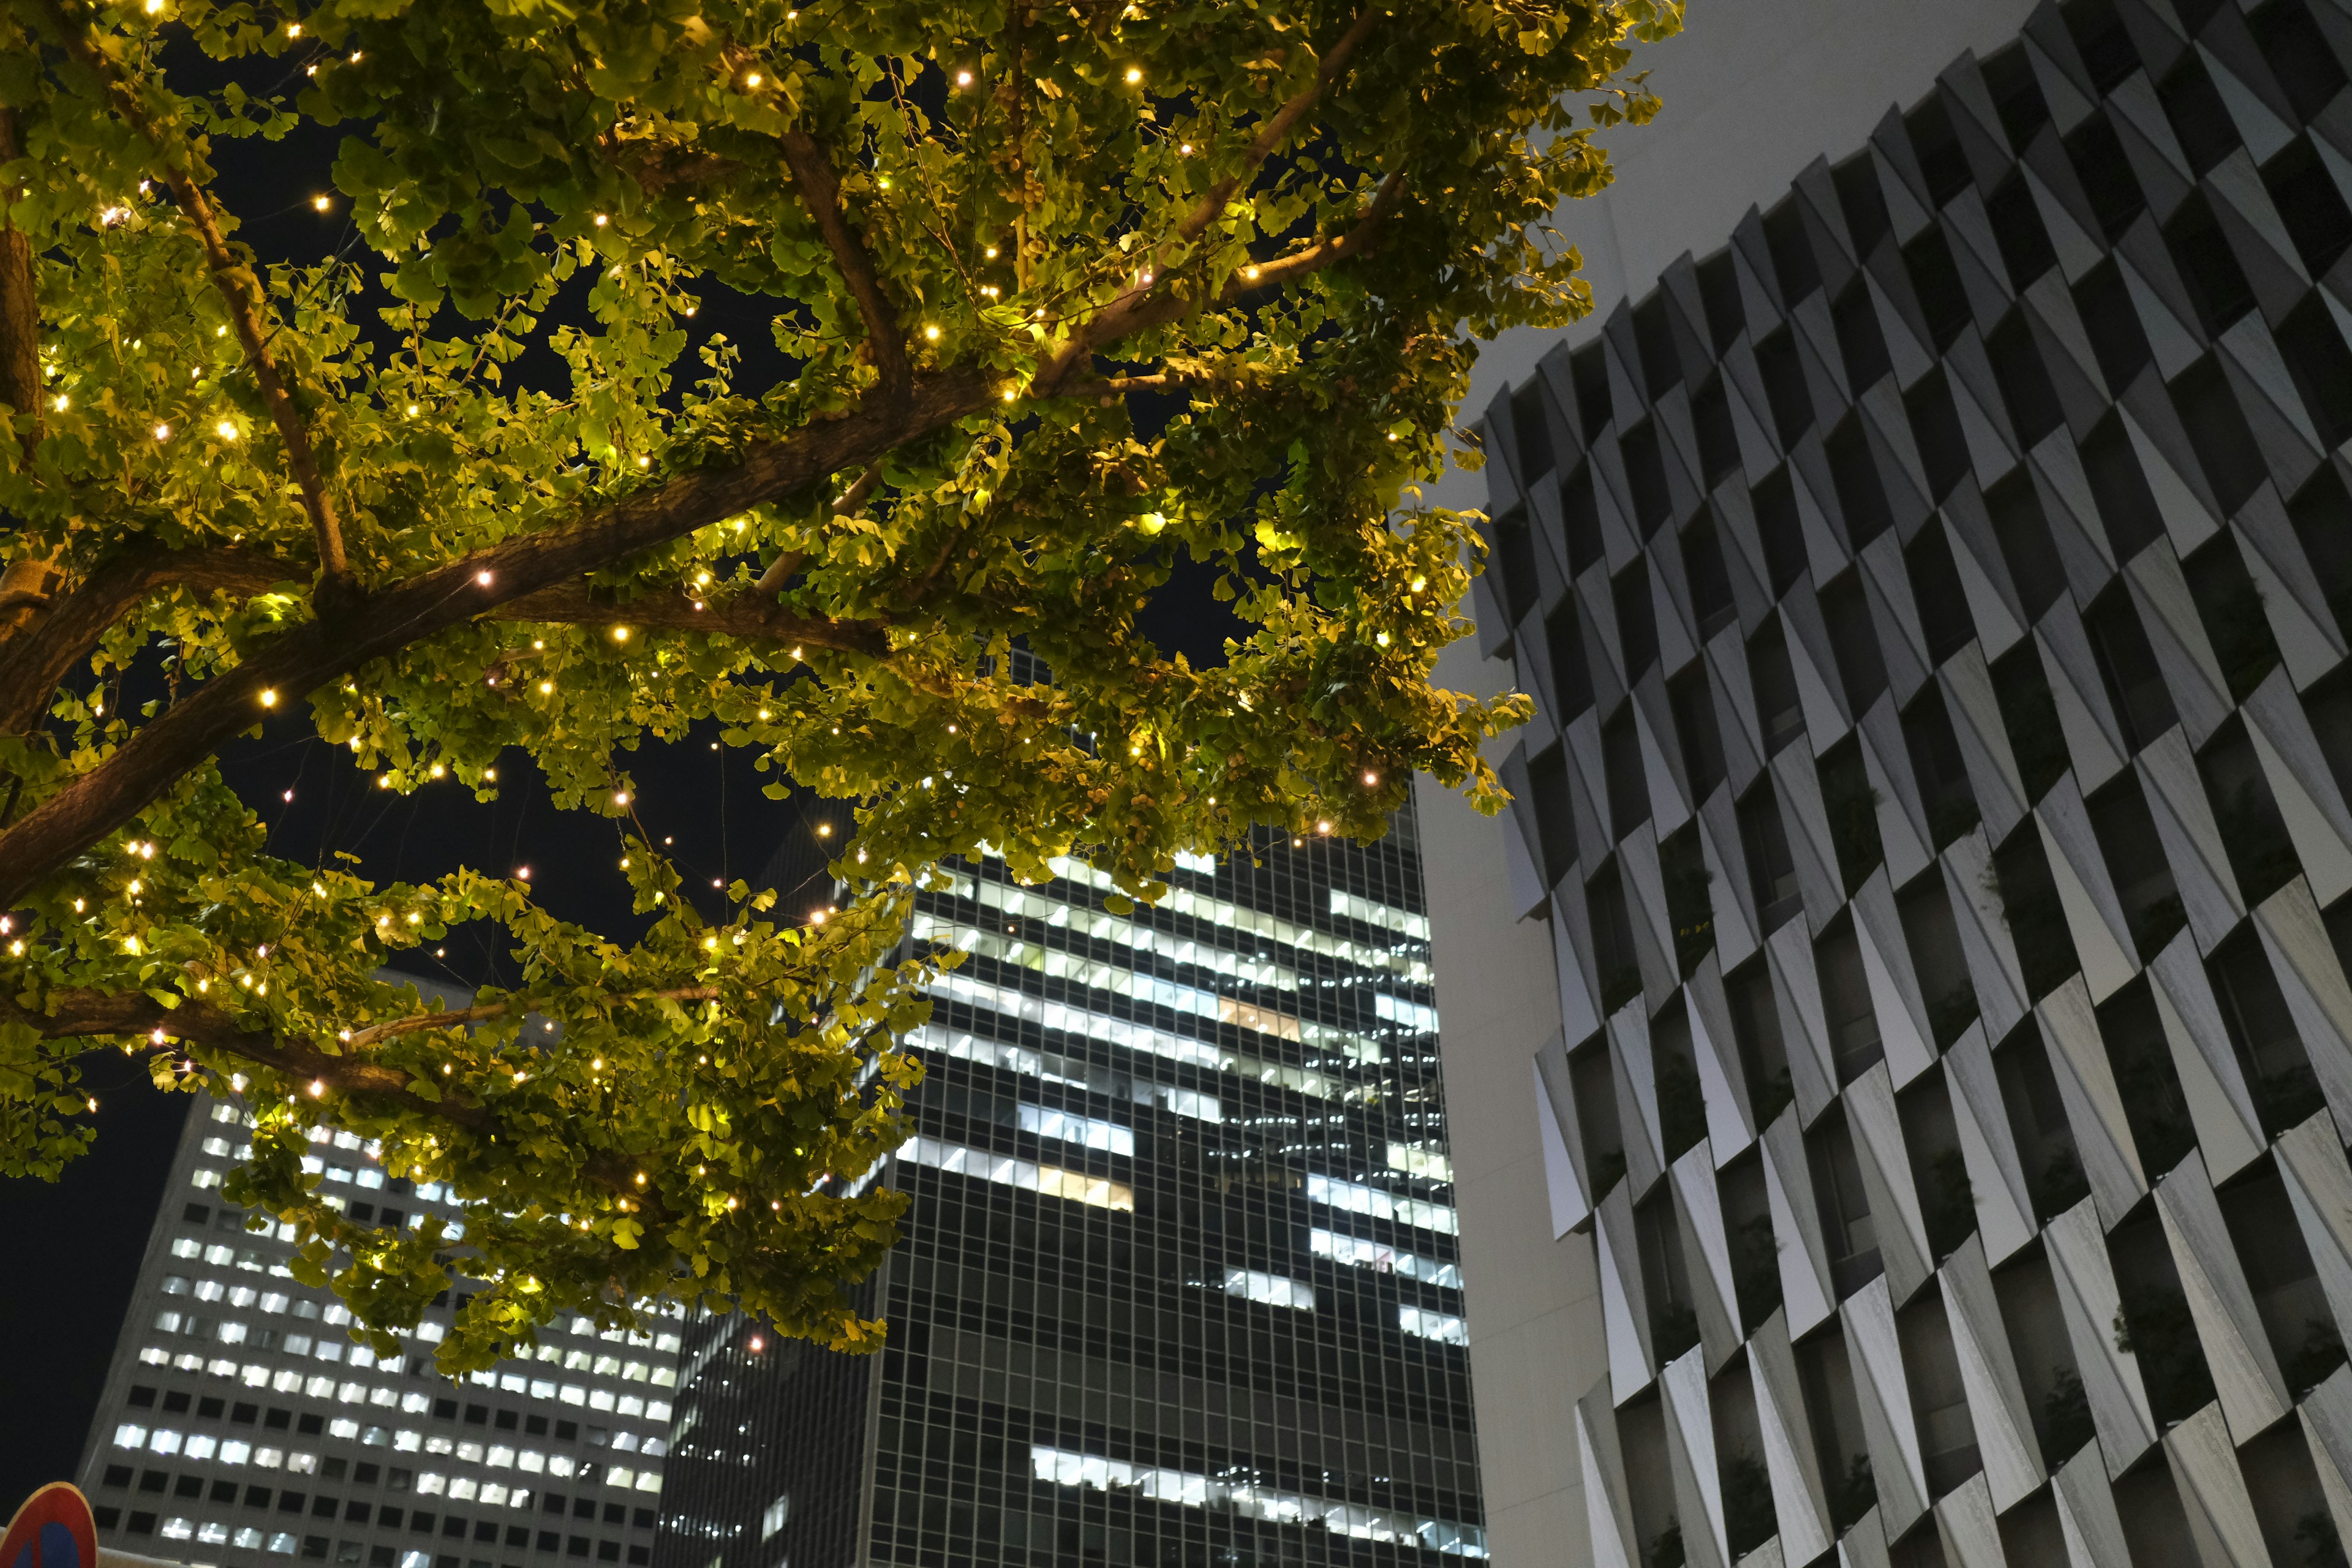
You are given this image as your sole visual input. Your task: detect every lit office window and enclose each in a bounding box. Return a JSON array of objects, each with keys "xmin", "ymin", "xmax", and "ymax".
[
  {"xmin": 1400, "ymin": 1306, "xmax": 1470, "ymax": 1346},
  {"xmin": 1221, "ymin": 1269, "xmax": 1315, "ymax": 1311}
]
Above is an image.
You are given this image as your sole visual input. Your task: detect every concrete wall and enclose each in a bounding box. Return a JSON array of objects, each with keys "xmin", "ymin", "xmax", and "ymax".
[
  {"xmin": 1428, "ymin": 0, "xmax": 2040, "ymax": 514},
  {"xmin": 1418, "ymin": 2, "xmax": 2036, "ymax": 1561}
]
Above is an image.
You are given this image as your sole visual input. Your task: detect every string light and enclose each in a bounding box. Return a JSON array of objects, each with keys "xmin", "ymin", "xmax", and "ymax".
[
  {"xmin": 744, "ymin": 71, "xmax": 762, "ymax": 87},
  {"xmin": 152, "ymin": 423, "xmax": 171, "ymax": 440},
  {"xmin": 612, "ymin": 626, "xmax": 630, "ymax": 641},
  {"xmin": 1125, "ymin": 67, "xmax": 1142, "ymax": 83},
  {"xmin": 924, "ymin": 325, "xmax": 940, "ymax": 341},
  {"xmin": 593, "ymin": 214, "xmax": 609, "ymax": 227},
  {"xmin": 955, "ymin": 70, "xmax": 972, "ymax": 86},
  {"xmin": 1364, "ymin": 772, "xmax": 1379, "ymax": 786},
  {"xmin": 259, "ymin": 689, "xmax": 278, "ymax": 707},
  {"xmin": 312, "ymin": 195, "xmax": 330, "ymax": 211}
]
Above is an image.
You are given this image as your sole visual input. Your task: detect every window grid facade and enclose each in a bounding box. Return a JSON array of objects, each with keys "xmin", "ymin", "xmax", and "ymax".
[
  {"xmin": 1470, "ymin": 1, "xmax": 2352, "ymax": 1562},
  {"xmin": 657, "ymin": 805, "xmax": 1483, "ymax": 1567},
  {"xmin": 72, "ymin": 1078, "xmax": 681, "ymax": 1568}
]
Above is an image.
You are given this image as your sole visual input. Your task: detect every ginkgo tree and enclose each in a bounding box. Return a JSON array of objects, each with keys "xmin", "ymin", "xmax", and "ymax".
[{"xmin": 0, "ymin": 0, "xmax": 1676, "ymax": 1370}]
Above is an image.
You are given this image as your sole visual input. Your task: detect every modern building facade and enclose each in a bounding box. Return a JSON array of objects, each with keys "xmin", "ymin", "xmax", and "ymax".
[
  {"xmin": 655, "ymin": 807, "xmax": 1482, "ymax": 1567},
  {"xmin": 1417, "ymin": 0, "xmax": 2352, "ymax": 1562},
  {"xmin": 70, "ymin": 987, "xmax": 682, "ymax": 1568}
]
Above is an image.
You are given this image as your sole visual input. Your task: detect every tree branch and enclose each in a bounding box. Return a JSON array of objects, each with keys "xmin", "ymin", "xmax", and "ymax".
[
  {"xmin": 1043, "ymin": 170, "xmax": 1409, "ymax": 390},
  {"xmin": 37, "ymin": 0, "xmax": 355, "ymax": 602},
  {"xmin": 752, "ymin": 462, "xmax": 883, "ymax": 597},
  {"xmin": 1172, "ymin": 9, "xmax": 1379, "ymax": 249},
  {"xmin": 0, "ymin": 549, "xmax": 293, "ymax": 736},
  {"xmin": 0, "ymin": 364, "xmax": 993, "ymax": 910},
  {"xmin": 777, "ymin": 130, "xmax": 910, "ymax": 401},
  {"xmin": 494, "ymin": 582, "xmax": 889, "ymax": 657}
]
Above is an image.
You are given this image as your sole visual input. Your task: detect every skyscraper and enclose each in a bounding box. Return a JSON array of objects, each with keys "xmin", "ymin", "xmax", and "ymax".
[
  {"xmin": 1418, "ymin": 0, "xmax": 2352, "ymax": 1562},
  {"xmin": 69, "ymin": 979, "xmax": 683, "ymax": 1568},
  {"xmin": 655, "ymin": 802, "xmax": 1482, "ymax": 1567}
]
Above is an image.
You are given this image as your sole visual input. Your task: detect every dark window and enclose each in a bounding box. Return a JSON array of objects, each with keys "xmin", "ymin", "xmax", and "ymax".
[
  {"xmin": 1904, "ymin": 368, "xmax": 1970, "ymax": 502},
  {"xmin": 1682, "ymin": 511, "xmax": 1738, "ymax": 638},
  {"xmin": 231, "ymin": 1401, "xmax": 257, "ymax": 1424},
  {"xmin": 1832, "ymin": 279, "xmax": 1893, "ymax": 392},
  {"xmin": 2080, "ymin": 410, "xmax": 2169, "ymax": 561},
  {"xmin": 1512, "ymin": 379, "xmax": 1557, "ymax": 481},
  {"xmin": 1992, "ymin": 824, "xmax": 2083, "ymax": 1000},
  {"xmin": 2287, "ymin": 466, "xmax": 2352, "ymax": 637},
  {"xmin": 2073, "ymin": 258, "xmax": 2151, "ymax": 390},
  {"xmin": 1904, "ymin": 687, "xmax": 1982, "ymax": 846},
  {"xmin": 1692, "ymin": 372, "xmax": 1741, "ymax": 488},
  {"xmin": 1572, "ymin": 341, "xmax": 1613, "ymax": 443},
  {"xmin": 538, "ymin": 1534, "xmax": 560, "ymax": 1554},
  {"xmin": 2175, "ymin": 0, "xmax": 2228, "ymax": 31},
  {"xmin": 597, "ymin": 1543, "xmax": 620, "ymax": 1562},
  {"xmin": 197, "ymin": 1396, "xmax": 224, "ymax": 1419},
  {"xmin": 1994, "ymin": 465, "xmax": 2070, "ymax": 620},
  {"xmin": 1602, "ymin": 706, "xmax": 1652, "ymax": 834},
  {"xmin": 1634, "ymin": 293, "xmax": 1683, "ymax": 398},
  {"xmin": 1560, "ymin": 462, "xmax": 1605, "ymax": 575},
  {"xmin": 1587, "ymin": 860, "xmax": 1643, "ymax": 1012},
  {"xmin": 1994, "ymin": 641, "xmax": 2073, "ymax": 802},
  {"xmin": 1904, "ymin": 227, "xmax": 1974, "ymax": 352},
  {"xmin": 296, "ymin": 1413, "xmax": 323, "ymax": 1436},
  {"xmin": 1984, "ymin": 43, "xmax": 2052, "ymax": 151},
  {"xmin": 1988, "ymin": 172, "xmax": 2059, "ymax": 292},
  {"xmin": 174, "ymin": 1478, "xmax": 202, "ymax": 1501},
  {"xmin": 92, "ymin": 1509, "xmax": 119, "ymax": 1531},
  {"xmin": 1825, "ymin": 413, "xmax": 1895, "ymax": 549},
  {"xmin": 2085, "ymin": 587, "xmax": 2179, "ymax": 750},
  {"xmin": 1835, "ymin": 151, "xmax": 1893, "ymax": 260},
  {"xmin": 2251, "ymin": 0, "xmax": 2350, "ymax": 121},
  {"xmin": 248, "ymin": 1485, "xmax": 276, "ymax": 1509},
  {"xmin": 1621, "ymin": 420, "xmax": 1674, "ymax": 536},
  {"xmin": 266, "ymin": 1408, "xmax": 291, "ymax": 1430},
  {"xmin": 314, "ymin": 1497, "xmax": 341, "ymax": 1518},
  {"xmin": 1905, "ymin": 94, "xmax": 1975, "ymax": 208},
  {"xmin": 1698, "ymin": 249, "xmax": 1746, "ymax": 353},
  {"xmin": 102, "ymin": 1466, "xmax": 132, "ymax": 1488},
  {"xmin": 2065, "ymin": 0, "xmax": 2143, "ymax": 93},
  {"xmin": 129, "ymin": 1387, "xmax": 156, "ymax": 1408},
  {"xmin": 1529, "ymin": 744, "xmax": 1579, "ymax": 883},
  {"xmin": 1547, "ymin": 597, "xmax": 1595, "ymax": 720},
  {"xmin": 1490, "ymin": 507, "xmax": 1538, "ymax": 623},
  {"xmin": 1749, "ymin": 617, "xmax": 1807, "ymax": 755},
  {"xmin": 2065, "ymin": 114, "xmax": 2146, "ymax": 244},
  {"xmin": 162, "ymin": 1392, "xmax": 190, "ymax": 1414},
  {"xmin": 345, "ymin": 1504, "xmax": 372, "ymax": 1525},
  {"xmin": 322, "ymin": 1459, "xmax": 347, "ymax": 1482},
  {"xmin": 2168, "ymin": 358, "xmax": 2267, "ymax": 518},
  {"xmin": 2166, "ymin": 191, "xmax": 2256, "ymax": 337},
  {"xmin": 1907, "ymin": 522, "xmax": 1977, "ymax": 663},
  {"xmin": 2184, "ymin": 531, "xmax": 2282, "ymax": 701},
  {"xmin": 2158, "ymin": 55, "xmax": 2241, "ymax": 176},
  {"xmin": 281, "ymin": 1494, "xmax": 308, "ymax": 1515},
  {"xmin": 127, "ymin": 1514, "xmax": 157, "ymax": 1537},
  {"xmin": 1986, "ymin": 309, "xmax": 2065, "ymax": 448},
  {"xmin": 526, "ymin": 1415, "xmax": 549, "ymax": 1438},
  {"xmin": 555, "ymin": 1421, "xmax": 578, "ymax": 1441},
  {"xmin": 1740, "ymin": 782, "xmax": 1803, "ymax": 930},
  {"xmin": 182, "ymin": 1203, "xmax": 209, "ymax": 1224},
  {"xmin": 627, "ymin": 1550, "xmax": 649, "ymax": 1566},
  {"xmin": 354, "ymin": 1463, "xmax": 378, "ymax": 1485},
  {"xmin": 208, "ymin": 1481, "xmax": 237, "ymax": 1504},
  {"xmin": 1755, "ymin": 327, "xmax": 1815, "ymax": 450},
  {"xmin": 1753, "ymin": 467, "xmax": 1809, "ymax": 597},
  {"xmin": 2263, "ymin": 137, "xmax": 2352, "ymax": 279},
  {"xmin": 2276, "ymin": 291, "xmax": 2352, "ymax": 450},
  {"xmin": 463, "ymin": 1404, "xmax": 489, "ymax": 1425},
  {"xmin": 138, "ymin": 1473, "xmax": 167, "ymax": 1494},
  {"xmin": 1613, "ymin": 560, "xmax": 1660, "ymax": 677},
  {"xmin": 1764, "ymin": 196, "xmax": 1822, "ymax": 303},
  {"xmin": 600, "ymin": 1505, "xmax": 625, "ymax": 1528},
  {"xmin": 631, "ymin": 1509, "xmax": 654, "ymax": 1531},
  {"xmin": 1671, "ymin": 665, "xmax": 1728, "ymax": 801}
]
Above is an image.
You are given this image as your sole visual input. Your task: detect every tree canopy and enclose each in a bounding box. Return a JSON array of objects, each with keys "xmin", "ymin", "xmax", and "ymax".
[{"xmin": 0, "ymin": 0, "xmax": 1676, "ymax": 1371}]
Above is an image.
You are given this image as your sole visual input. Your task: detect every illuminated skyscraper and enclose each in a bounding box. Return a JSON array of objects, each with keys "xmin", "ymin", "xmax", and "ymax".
[{"xmin": 657, "ymin": 805, "xmax": 1483, "ymax": 1566}]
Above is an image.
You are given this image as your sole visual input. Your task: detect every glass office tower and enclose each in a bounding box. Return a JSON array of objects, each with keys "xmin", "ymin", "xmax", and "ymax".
[
  {"xmin": 656, "ymin": 802, "xmax": 1484, "ymax": 1567},
  {"xmin": 69, "ymin": 1065, "xmax": 683, "ymax": 1568}
]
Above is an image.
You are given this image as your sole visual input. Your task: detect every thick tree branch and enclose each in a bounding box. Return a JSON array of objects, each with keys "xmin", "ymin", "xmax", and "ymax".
[
  {"xmin": 494, "ymin": 582, "xmax": 889, "ymax": 657},
  {"xmin": 599, "ymin": 134, "xmax": 744, "ymax": 198},
  {"xmin": 752, "ymin": 462, "xmax": 882, "ymax": 597},
  {"xmin": 37, "ymin": 0, "xmax": 355, "ymax": 601},
  {"xmin": 0, "ymin": 364, "xmax": 993, "ymax": 909},
  {"xmin": 0, "ymin": 549, "xmax": 292, "ymax": 735},
  {"xmin": 777, "ymin": 131, "xmax": 910, "ymax": 400}
]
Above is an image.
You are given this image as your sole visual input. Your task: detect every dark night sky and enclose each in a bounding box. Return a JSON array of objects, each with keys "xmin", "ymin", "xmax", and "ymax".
[{"xmin": 2, "ymin": 39, "xmax": 1251, "ymax": 1515}]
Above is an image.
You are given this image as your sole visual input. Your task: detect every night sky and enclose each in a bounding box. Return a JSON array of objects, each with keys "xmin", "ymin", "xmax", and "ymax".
[{"xmin": 2, "ymin": 37, "xmax": 1253, "ymax": 1515}]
